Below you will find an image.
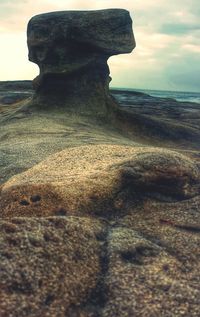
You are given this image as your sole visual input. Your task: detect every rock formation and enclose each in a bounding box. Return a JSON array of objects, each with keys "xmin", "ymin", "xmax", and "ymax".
[
  {"xmin": 1, "ymin": 145, "xmax": 199, "ymax": 218},
  {"xmin": 0, "ymin": 8, "xmax": 200, "ymax": 317},
  {"xmin": 27, "ymin": 9, "xmax": 135, "ymax": 114}
]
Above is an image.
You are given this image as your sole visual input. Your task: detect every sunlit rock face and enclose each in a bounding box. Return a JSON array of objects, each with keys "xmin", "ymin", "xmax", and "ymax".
[{"xmin": 27, "ymin": 9, "xmax": 135, "ymax": 112}]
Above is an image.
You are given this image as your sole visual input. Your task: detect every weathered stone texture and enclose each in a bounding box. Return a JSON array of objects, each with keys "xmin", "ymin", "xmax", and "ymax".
[{"xmin": 27, "ymin": 9, "xmax": 135, "ymax": 111}]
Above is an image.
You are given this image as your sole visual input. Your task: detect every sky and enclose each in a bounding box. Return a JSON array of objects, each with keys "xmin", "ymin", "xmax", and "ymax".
[{"xmin": 0, "ymin": 0, "xmax": 200, "ymax": 92}]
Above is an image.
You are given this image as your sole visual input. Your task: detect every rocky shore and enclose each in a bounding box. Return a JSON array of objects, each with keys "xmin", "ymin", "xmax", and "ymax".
[
  {"xmin": 0, "ymin": 9, "xmax": 200, "ymax": 317},
  {"xmin": 0, "ymin": 81, "xmax": 199, "ymax": 186},
  {"xmin": 1, "ymin": 78, "xmax": 200, "ymax": 317}
]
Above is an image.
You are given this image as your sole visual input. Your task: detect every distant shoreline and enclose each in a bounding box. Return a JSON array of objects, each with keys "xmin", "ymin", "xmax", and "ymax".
[
  {"xmin": 112, "ymin": 87, "xmax": 200, "ymax": 104},
  {"xmin": 0, "ymin": 80, "xmax": 200, "ymax": 104}
]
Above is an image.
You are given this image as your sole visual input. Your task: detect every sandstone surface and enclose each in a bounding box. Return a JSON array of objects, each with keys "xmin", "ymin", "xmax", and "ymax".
[
  {"xmin": 1, "ymin": 145, "xmax": 199, "ymax": 218},
  {"xmin": 27, "ymin": 9, "xmax": 135, "ymax": 114},
  {"xmin": 0, "ymin": 8, "xmax": 200, "ymax": 317}
]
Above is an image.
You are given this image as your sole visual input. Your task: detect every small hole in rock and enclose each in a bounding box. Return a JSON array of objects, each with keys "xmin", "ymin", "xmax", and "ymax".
[
  {"xmin": 43, "ymin": 231, "xmax": 60, "ymax": 243},
  {"xmin": 38, "ymin": 280, "xmax": 43, "ymax": 288},
  {"xmin": 136, "ymin": 246, "xmax": 158, "ymax": 257},
  {"xmin": 72, "ymin": 250, "xmax": 84, "ymax": 262},
  {"xmin": 1, "ymin": 252, "xmax": 13, "ymax": 259},
  {"xmin": 95, "ymin": 231, "xmax": 106, "ymax": 241},
  {"xmin": 30, "ymin": 195, "xmax": 41, "ymax": 203},
  {"xmin": 44, "ymin": 294, "xmax": 55, "ymax": 306},
  {"xmin": 20, "ymin": 200, "xmax": 29, "ymax": 206},
  {"xmin": 29, "ymin": 237, "xmax": 42, "ymax": 247},
  {"xmin": 121, "ymin": 250, "xmax": 142, "ymax": 265},
  {"xmin": 6, "ymin": 237, "xmax": 19, "ymax": 246},
  {"xmin": 3, "ymin": 223, "xmax": 17, "ymax": 233},
  {"xmin": 54, "ymin": 208, "xmax": 67, "ymax": 216},
  {"xmin": 163, "ymin": 264, "xmax": 170, "ymax": 272},
  {"xmin": 162, "ymin": 284, "xmax": 171, "ymax": 292}
]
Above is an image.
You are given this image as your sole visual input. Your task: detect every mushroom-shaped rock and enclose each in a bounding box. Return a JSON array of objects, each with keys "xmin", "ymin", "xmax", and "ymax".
[{"xmin": 27, "ymin": 9, "xmax": 135, "ymax": 112}]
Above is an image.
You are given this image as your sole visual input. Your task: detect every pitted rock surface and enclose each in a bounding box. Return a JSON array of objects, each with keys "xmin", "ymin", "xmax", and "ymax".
[
  {"xmin": 0, "ymin": 217, "xmax": 103, "ymax": 317},
  {"xmin": 1, "ymin": 145, "xmax": 199, "ymax": 218}
]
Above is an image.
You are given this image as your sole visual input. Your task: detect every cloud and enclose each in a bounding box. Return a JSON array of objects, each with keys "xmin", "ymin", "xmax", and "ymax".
[
  {"xmin": 182, "ymin": 44, "xmax": 200, "ymax": 53},
  {"xmin": 159, "ymin": 23, "xmax": 200, "ymax": 35},
  {"xmin": 0, "ymin": 0, "xmax": 59, "ymax": 32},
  {"xmin": 0, "ymin": 0, "xmax": 27, "ymax": 3},
  {"xmin": 165, "ymin": 53, "xmax": 200, "ymax": 92}
]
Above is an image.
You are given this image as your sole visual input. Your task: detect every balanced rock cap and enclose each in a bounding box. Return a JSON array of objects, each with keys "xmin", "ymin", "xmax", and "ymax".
[
  {"xmin": 27, "ymin": 9, "xmax": 136, "ymax": 67},
  {"xmin": 27, "ymin": 9, "xmax": 136, "ymax": 111}
]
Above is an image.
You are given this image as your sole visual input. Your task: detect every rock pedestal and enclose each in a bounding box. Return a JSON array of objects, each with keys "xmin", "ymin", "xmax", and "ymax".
[{"xmin": 27, "ymin": 9, "xmax": 135, "ymax": 114}]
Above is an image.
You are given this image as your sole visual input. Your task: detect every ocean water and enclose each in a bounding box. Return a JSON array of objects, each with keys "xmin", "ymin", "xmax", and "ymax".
[
  {"xmin": 113, "ymin": 87, "xmax": 200, "ymax": 104},
  {"xmin": 140, "ymin": 89, "xmax": 200, "ymax": 104}
]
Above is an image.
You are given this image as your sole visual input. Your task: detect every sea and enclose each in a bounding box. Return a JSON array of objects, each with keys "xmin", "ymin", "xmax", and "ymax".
[{"xmin": 112, "ymin": 88, "xmax": 200, "ymax": 104}]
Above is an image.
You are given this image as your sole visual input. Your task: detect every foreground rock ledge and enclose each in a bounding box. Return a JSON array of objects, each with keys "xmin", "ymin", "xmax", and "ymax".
[
  {"xmin": 1, "ymin": 145, "xmax": 200, "ymax": 217},
  {"xmin": 27, "ymin": 9, "xmax": 135, "ymax": 114},
  {"xmin": 0, "ymin": 145, "xmax": 200, "ymax": 317}
]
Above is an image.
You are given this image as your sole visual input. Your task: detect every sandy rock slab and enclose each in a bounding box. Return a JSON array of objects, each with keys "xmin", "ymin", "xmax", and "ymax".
[
  {"xmin": 0, "ymin": 216, "xmax": 103, "ymax": 317},
  {"xmin": 0, "ymin": 144, "xmax": 200, "ymax": 317},
  {"xmin": 0, "ymin": 144, "xmax": 199, "ymax": 218},
  {"xmin": 102, "ymin": 226, "xmax": 200, "ymax": 317}
]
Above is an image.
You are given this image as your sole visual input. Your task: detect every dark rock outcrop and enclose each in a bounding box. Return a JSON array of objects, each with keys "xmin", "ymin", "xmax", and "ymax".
[{"xmin": 27, "ymin": 9, "xmax": 135, "ymax": 113}]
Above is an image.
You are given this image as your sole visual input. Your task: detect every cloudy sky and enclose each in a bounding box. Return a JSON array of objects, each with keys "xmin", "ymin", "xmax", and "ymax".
[{"xmin": 0, "ymin": 0, "xmax": 200, "ymax": 92}]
